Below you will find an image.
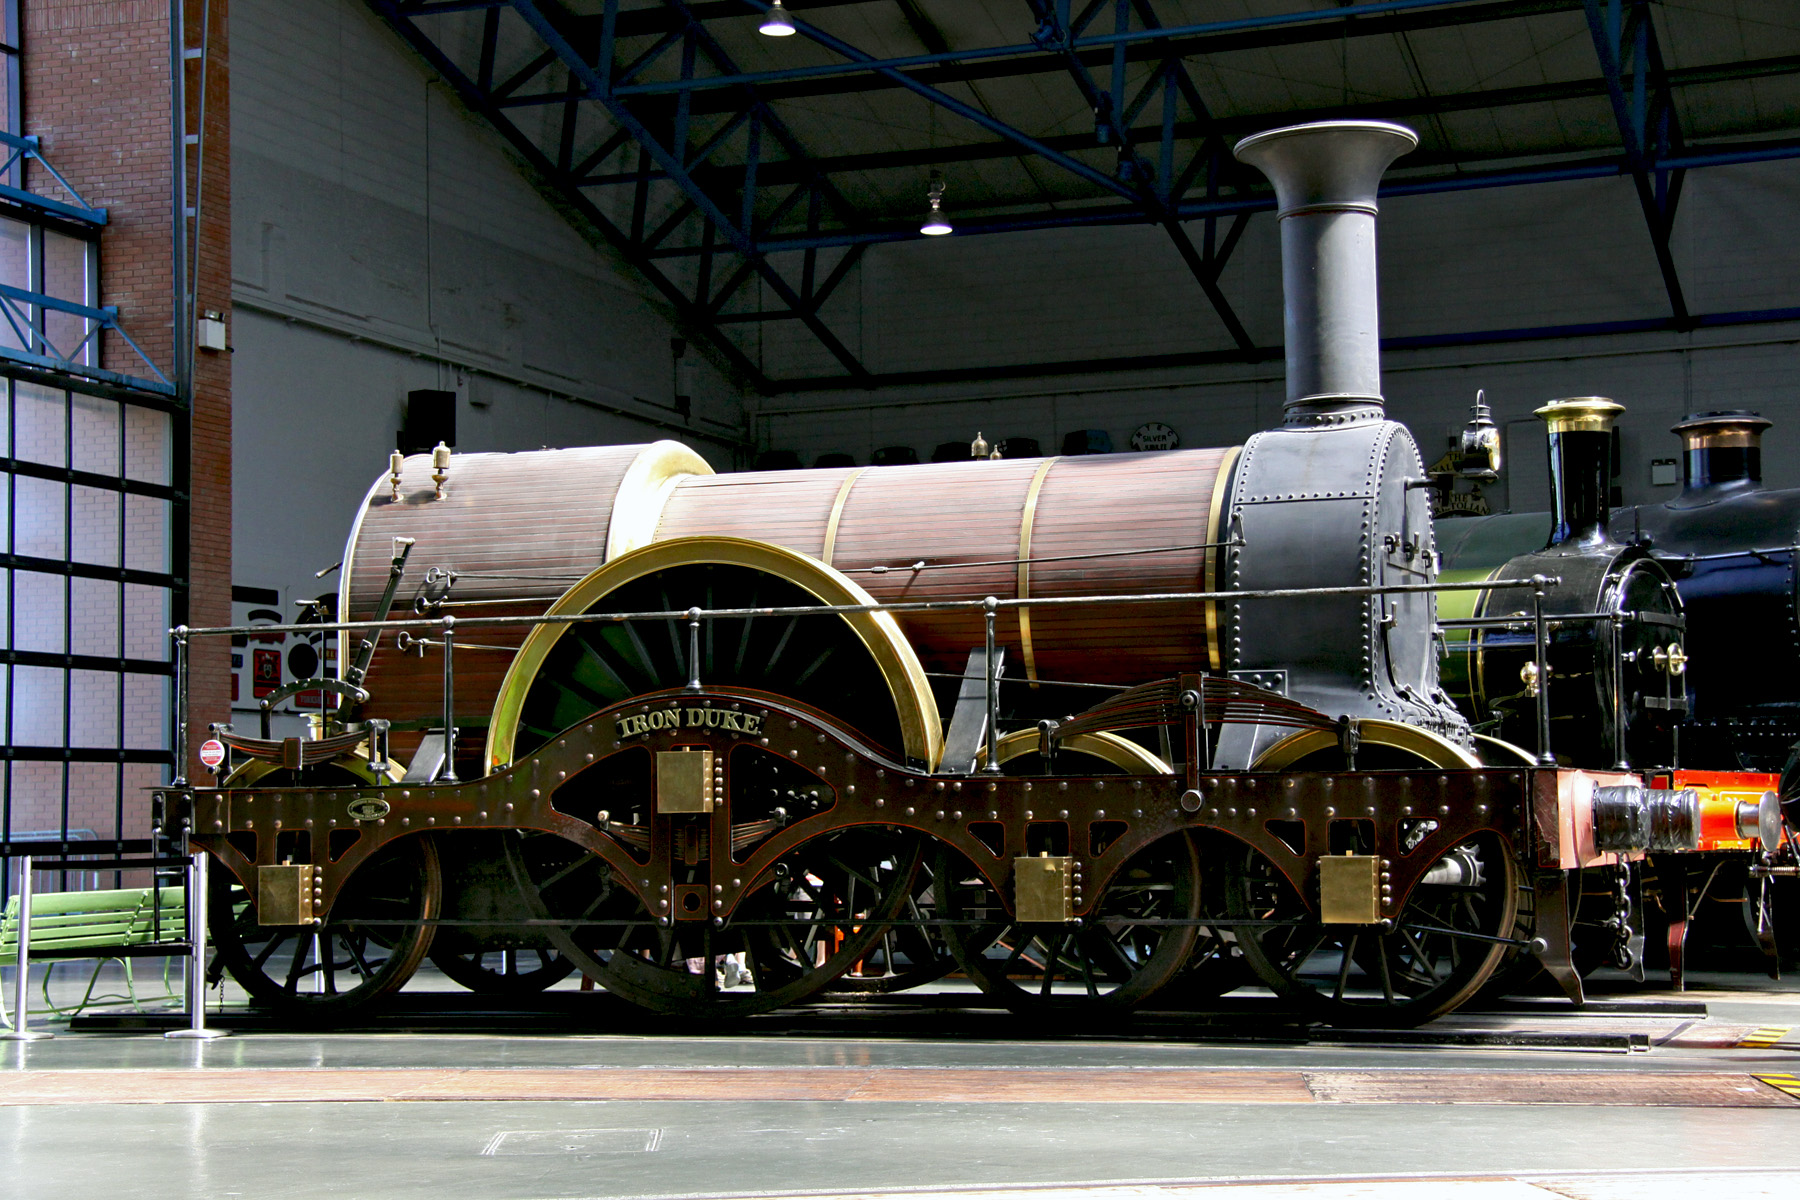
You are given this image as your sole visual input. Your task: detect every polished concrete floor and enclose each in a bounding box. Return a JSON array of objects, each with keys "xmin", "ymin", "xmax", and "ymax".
[{"xmin": 2, "ymin": 964, "xmax": 1797, "ymax": 1200}]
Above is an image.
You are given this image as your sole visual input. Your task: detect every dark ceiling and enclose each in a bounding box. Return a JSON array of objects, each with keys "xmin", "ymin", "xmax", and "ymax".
[{"xmin": 370, "ymin": 1, "xmax": 1800, "ymax": 389}]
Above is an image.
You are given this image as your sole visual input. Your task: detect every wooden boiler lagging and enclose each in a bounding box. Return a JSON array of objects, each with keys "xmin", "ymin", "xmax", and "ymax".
[
  {"xmin": 339, "ymin": 442, "xmax": 1241, "ymax": 764},
  {"xmin": 652, "ymin": 447, "xmax": 1240, "ymax": 683},
  {"xmin": 338, "ymin": 442, "xmax": 713, "ymax": 763}
]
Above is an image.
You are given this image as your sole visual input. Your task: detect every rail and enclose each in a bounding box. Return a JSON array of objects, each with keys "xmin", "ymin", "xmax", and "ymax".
[{"xmin": 167, "ymin": 574, "xmax": 1563, "ymax": 786}]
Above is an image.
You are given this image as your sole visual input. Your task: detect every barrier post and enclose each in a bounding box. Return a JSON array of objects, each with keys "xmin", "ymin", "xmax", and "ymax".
[
  {"xmin": 165, "ymin": 850, "xmax": 227, "ymax": 1040},
  {"xmin": 2, "ymin": 856, "xmax": 52, "ymax": 1040}
]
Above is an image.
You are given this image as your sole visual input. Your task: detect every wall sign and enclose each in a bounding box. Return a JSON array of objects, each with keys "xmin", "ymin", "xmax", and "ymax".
[{"xmin": 1130, "ymin": 422, "xmax": 1179, "ymax": 451}]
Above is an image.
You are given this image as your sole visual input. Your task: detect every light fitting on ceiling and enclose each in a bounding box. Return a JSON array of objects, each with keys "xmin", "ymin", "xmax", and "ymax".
[
  {"xmin": 759, "ymin": 1, "xmax": 796, "ymax": 36},
  {"xmin": 920, "ymin": 171, "xmax": 952, "ymax": 236}
]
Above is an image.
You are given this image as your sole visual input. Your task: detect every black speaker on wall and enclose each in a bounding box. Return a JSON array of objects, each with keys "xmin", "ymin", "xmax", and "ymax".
[{"xmin": 398, "ymin": 389, "xmax": 456, "ymax": 455}]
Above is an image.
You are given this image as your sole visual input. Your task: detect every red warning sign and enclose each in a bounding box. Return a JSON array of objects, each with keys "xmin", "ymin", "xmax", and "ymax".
[{"xmin": 199, "ymin": 739, "xmax": 226, "ymax": 771}]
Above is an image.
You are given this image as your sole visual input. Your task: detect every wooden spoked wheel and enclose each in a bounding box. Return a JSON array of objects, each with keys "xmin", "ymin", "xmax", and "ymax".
[
  {"xmin": 1227, "ymin": 723, "xmax": 1514, "ymax": 1026},
  {"xmin": 941, "ymin": 732, "xmax": 1203, "ymax": 1015},
  {"xmin": 487, "ymin": 539, "xmax": 946, "ymax": 1017},
  {"xmin": 506, "ymin": 824, "xmax": 925, "ymax": 1018},
  {"xmin": 209, "ymin": 834, "xmax": 440, "ymax": 1023}
]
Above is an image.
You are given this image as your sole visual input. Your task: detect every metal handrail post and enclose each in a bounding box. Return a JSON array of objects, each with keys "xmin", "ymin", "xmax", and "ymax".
[
  {"xmin": 2, "ymin": 855, "xmax": 52, "ymax": 1040},
  {"xmin": 165, "ymin": 849, "xmax": 226, "ymax": 1040},
  {"xmin": 1532, "ymin": 577, "xmax": 1554, "ymax": 766},
  {"xmin": 439, "ymin": 615, "xmax": 458, "ymax": 783},
  {"xmin": 981, "ymin": 598, "xmax": 1001, "ymax": 774},
  {"xmin": 171, "ymin": 628, "xmax": 190, "ymax": 786},
  {"xmin": 686, "ymin": 608, "xmax": 703, "ymax": 691}
]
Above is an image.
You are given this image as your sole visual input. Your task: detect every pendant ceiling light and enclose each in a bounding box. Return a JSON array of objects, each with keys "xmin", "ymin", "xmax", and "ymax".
[
  {"xmin": 759, "ymin": 1, "xmax": 796, "ymax": 36},
  {"xmin": 920, "ymin": 171, "xmax": 952, "ymax": 236}
]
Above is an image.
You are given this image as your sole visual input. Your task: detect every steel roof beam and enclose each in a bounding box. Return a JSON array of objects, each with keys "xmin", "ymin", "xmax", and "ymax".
[
  {"xmin": 1585, "ymin": 0, "xmax": 1689, "ymax": 326},
  {"xmin": 370, "ymin": 0, "xmax": 778, "ymax": 390},
  {"xmin": 574, "ymin": 51, "xmax": 1800, "ymax": 198},
  {"xmin": 632, "ymin": 134, "xmax": 1800, "ymax": 256},
  {"xmin": 486, "ymin": 1, "xmax": 1586, "ymax": 112},
  {"xmin": 653, "ymin": 0, "xmax": 1538, "ymax": 99}
]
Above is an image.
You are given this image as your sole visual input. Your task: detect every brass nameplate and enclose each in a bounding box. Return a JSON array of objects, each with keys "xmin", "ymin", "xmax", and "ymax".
[
  {"xmin": 620, "ymin": 706, "xmax": 764, "ymax": 739},
  {"xmin": 1014, "ymin": 855, "xmax": 1073, "ymax": 924},
  {"xmin": 657, "ymin": 749, "xmax": 715, "ymax": 814},
  {"xmin": 257, "ymin": 864, "xmax": 316, "ymax": 926},
  {"xmin": 1319, "ymin": 854, "xmax": 1380, "ymax": 924}
]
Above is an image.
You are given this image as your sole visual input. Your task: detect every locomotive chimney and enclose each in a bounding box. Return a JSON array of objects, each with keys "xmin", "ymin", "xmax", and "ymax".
[
  {"xmin": 1672, "ymin": 410, "xmax": 1769, "ymax": 499},
  {"xmin": 1233, "ymin": 120, "xmax": 1418, "ymax": 424},
  {"xmin": 1537, "ymin": 397, "xmax": 1624, "ymax": 552}
]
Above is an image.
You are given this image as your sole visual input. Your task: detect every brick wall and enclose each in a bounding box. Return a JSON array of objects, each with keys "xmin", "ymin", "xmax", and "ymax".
[{"xmin": 21, "ymin": 0, "xmax": 231, "ymax": 782}]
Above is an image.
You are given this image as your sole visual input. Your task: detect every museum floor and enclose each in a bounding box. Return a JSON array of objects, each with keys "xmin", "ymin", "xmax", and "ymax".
[{"xmin": 2, "ymin": 964, "xmax": 1797, "ymax": 1200}]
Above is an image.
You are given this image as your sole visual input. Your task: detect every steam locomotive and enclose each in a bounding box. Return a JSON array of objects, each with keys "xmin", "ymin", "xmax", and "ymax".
[
  {"xmin": 163, "ymin": 118, "xmax": 1792, "ymax": 1029},
  {"xmin": 1439, "ymin": 405, "xmax": 1796, "ymax": 981}
]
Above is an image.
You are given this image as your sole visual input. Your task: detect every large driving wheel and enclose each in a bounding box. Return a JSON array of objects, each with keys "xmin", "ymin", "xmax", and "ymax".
[
  {"xmin": 486, "ymin": 538, "xmax": 945, "ymax": 1017},
  {"xmin": 506, "ymin": 825, "xmax": 925, "ymax": 1017}
]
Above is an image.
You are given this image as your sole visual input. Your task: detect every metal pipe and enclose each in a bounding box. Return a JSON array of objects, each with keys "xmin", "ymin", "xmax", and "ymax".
[
  {"xmin": 981, "ymin": 598, "xmax": 1001, "ymax": 775},
  {"xmin": 172, "ymin": 628, "xmax": 189, "ymax": 787},
  {"xmin": 686, "ymin": 608, "xmax": 703, "ymax": 691},
  {"xmin": 439, "ymin": 616, "xmax": 458, "ymax": 783},
  {"xmin": 1233, "ymin": 120, "xmax": 1418, "ymax": 420},
  {"xmin": 1610, "ymin": 615, "xmax": 1628, "ymax": 769},
  {"xmin": 169, "ymin": 577, "xmax": 1556, "ymax": 640},
  {"xmin": 1533, "ymin": 578, "xmax": 1554, "ymax": 766},
  {"xmin": 2, "ymin": 856, "xmax": 50, "ymax": 1040},
  {"xmin": 164, "ymin": 850, "xmax": 226, "ymax": 1040}
]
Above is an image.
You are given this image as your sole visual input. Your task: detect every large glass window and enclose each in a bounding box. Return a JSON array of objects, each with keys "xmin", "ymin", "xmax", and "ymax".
[{"xmin": 2, "ymin": 373, "xmax": 178, "ymax": 875}]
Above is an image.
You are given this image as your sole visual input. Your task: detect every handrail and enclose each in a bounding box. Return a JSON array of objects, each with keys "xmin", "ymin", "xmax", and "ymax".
[{"xmin": 166, "ymin": 574, "xmax": 1566, "ymax": 784}]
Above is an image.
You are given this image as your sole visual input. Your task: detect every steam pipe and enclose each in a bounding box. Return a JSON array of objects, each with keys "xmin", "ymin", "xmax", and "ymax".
[{"xmin": 1233, "ymin": 120, "xmax": 1418, "ymax": 422}]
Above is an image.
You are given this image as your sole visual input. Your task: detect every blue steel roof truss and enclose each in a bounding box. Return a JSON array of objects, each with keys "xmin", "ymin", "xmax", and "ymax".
[{"xmin": 368, "ymin": 0, "xmax": 1800, "ymax": 391}]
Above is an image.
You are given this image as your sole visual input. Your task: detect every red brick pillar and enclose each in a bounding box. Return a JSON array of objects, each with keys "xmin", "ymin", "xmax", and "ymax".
[{"xmin": 22, "ymin": 0, "xmax": 231, "ymax": 783}]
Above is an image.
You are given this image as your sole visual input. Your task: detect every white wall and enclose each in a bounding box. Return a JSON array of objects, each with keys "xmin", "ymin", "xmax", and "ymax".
[
  {"xmin": 230, "ymin": 0, "xmax": 748, "ymax": 612},
  {"xmin": 754, "ymin": 161, "xmax": 1800, "ymax": 514}
]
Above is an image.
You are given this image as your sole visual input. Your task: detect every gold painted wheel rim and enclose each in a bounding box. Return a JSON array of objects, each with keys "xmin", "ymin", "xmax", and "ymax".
[
  {"xmin": 486, "ymin": 536, "xmax": 943, "ymax": 772},
  {"xmin": 981, "ymin": 728, "xmax": 1171, "ymax": 774},
  {"xmin": 1249, "ymin": 719, "xmax": 1480, "ymax": 771}
]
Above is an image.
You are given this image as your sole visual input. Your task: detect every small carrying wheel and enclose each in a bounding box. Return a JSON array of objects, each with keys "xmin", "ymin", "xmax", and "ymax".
[
  {"xmin": 206, "ymin": 755, "xmax": 440, "ymax": 1023},
  {"xmin": 209, "ymin": 833, "xmax": 441, "ymax": 1023},
  {"xmin": 1222, "ymin": 721, "xmax": 1518, "ymax": 1026}
]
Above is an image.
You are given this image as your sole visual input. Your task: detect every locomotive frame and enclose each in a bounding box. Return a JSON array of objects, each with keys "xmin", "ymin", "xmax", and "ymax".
[{"xmin": 142, "ymin": 117, "xmax": 1795, "ymax": 1030}]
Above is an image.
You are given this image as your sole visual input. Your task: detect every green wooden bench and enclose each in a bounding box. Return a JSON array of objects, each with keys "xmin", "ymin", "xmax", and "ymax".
[{"xmin": 1, "ymin": 886, "xmax": 186, "ymax": 1020}]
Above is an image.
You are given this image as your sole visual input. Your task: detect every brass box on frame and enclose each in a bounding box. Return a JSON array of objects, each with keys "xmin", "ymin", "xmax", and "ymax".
[
  {"xmin": 657, "ymin": 749, "xmax": 715, "ymax": 814},
  {"xmin": 1013, "ymin": 855, "xmax": 1073, "ymax": 924},
  {"xmin": 1318, "ymin": 854, "xmax": 1380, "ymax": 925},
  {"xmin": 257, "ymin": 864, "xmax": 315, "ymax": 926}
]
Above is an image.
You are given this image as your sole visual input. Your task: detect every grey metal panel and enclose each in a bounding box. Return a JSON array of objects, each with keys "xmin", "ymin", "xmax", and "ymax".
[{"xmin": 1224, "ymin": 416, "xmax": 1468, "ymax": 745}]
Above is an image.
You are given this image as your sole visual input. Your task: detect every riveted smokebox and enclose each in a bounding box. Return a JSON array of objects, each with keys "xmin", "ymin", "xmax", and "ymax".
[{"xmin": 1233, "ymin": 120, "xmax": 1418, "ymax": 422}]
